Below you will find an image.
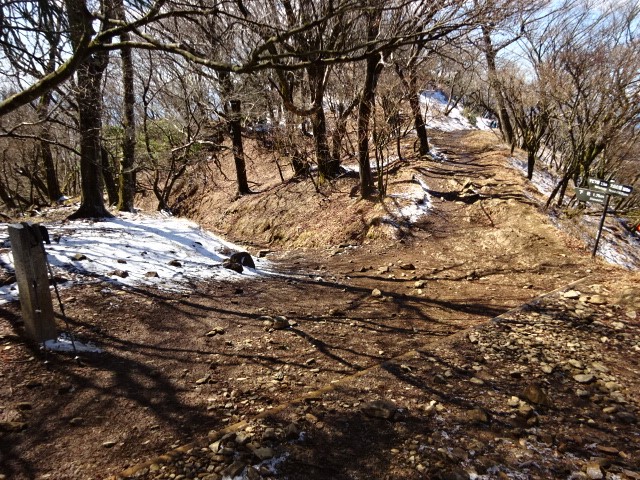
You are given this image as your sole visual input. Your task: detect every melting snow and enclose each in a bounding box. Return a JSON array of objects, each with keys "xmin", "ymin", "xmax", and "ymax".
[
  {"xmin": 0, "ymin": 212, "xmax": 271, "ymax": 305},
  {"xmin": 385, "ymin": 174, "xmax": 432, "ymax": 227},
  {"xmin": 420, "ymin": 90, "xmax": 494, "ymax": 132},
  {"xmin": 43, "ymin": 332, "xmax": 102, "ymax": 353}
]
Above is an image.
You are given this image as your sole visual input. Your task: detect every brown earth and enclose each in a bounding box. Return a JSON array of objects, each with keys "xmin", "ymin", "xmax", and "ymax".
[{"xmin": 1, "ymin": 130, "xmax": 639, "ymax": 480}]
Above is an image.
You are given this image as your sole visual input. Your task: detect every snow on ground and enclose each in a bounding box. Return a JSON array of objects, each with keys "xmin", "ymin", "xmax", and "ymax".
[
  {"xmin": 0, "ymin": 212, "xmax": 271, "ymax": 305},
  {"xmin": 420, "ymin": 90, "xmax": 494, "ymax": 132},
  {"xmin": 383, "ymin": 174, "xmax": 432, "ymax": 231},
  {"xmin": 508, "ymin": 155, "xmax": 640, "ymax": 270}
]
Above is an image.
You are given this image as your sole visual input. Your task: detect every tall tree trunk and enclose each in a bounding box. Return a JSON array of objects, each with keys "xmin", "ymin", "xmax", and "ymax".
[
  {"xmin": 410, "ymin": 90, "xmax": 430, "ymax": 156},
  {"xmin": 312, "ymin": 106, "xmax": 338, "ymax": 181},
  {"xmin": 358, "ymin": 9, "xmax": 384, "ymax": 198},
  {"xmin": 308, "ymin": 63, "xmax": 339, "ymax": 181},
  {"xmin": 118, "ymin": 0, "xmax": 136, "ymax": 212},
  {"xmin": 102, "ymin": 146, "xmax": 119, "ymax": 205},
  {"xmin": 38, "ymin": 94, "xmax": 63, "ymax": 202},
  {"xmin": 482, "ymin": 26, "xmax": 514, "ymax": 147},
  {"xmin": 66, "ymin": 0, "xmax": 112, "ymax": 219},
  {"xmin": 230, "ymin": 99, "xmax": 250, "ymax": 194},
  {"xmin": 395, "ymin": 61, "xmax": 429, "ymax": 156},
  {"xmin": 219, "ymin": 71, "xmax": 250, "ymax": 195}
]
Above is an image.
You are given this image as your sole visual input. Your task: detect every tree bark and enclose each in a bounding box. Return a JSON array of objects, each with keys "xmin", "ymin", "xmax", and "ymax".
[
  {"xmin": 219, "ymin": 71, "xmax": 250, "ymax": 195},
  {"xmin": 482, "ymin": 26, "xmax": 515, "ymax": 147},
  {"xmin": 66, "ymin": 0, "xmax": 112, "ymax": 219},
  {"xmin": 117, "ymin": 0, "xmax": 136, "ymax": 212},
  {"xmin": 410, "ymin": 91, "xmax": 430, "ymax": 156},
  {"xmin": 230, "ymin": 99, "xmax": 250, "ymax": 195},
  {"xmin": 37, "ymin": 93, "xmax": 63, "ymax": 202},
  {"xmin": 358, "ymin": 9, "xmax": 384, "ymax": 198},
  {"xmin": 68, "ymin": 53, "xmax": 113, "ymax": 219}
]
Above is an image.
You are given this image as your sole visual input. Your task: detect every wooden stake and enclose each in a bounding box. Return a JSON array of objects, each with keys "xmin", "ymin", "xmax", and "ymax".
[{"xmin": 8, "ymin": 223, "xmax": 57, "ymax": 342}]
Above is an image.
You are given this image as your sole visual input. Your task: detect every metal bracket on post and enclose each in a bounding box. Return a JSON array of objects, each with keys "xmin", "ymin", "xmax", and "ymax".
[{"xmin": 8, "ymin": 222, "xmax": 57, "ymax": 343}]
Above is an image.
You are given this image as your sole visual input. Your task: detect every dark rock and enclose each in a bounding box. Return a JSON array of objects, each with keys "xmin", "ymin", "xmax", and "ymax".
[
  {"xmin": 616, "ymin": 411, "xmax": 637, "ymax": 424},
  {"xmin": 522, "ymin": 384, "xmax": 551, "ymax": 407},
  {"xmin": 222, "ymin": 259, "xmax": 243, "ymax": 273},
  {"xmin": 361, "ymin": 399, "xmax": 398, "ymax": 419},
  {"xmin": 399, "ymin": 263, "xmax": 416, "ymax": 270},
  {"xmin": 230, "ymin": 252, "xmax": 255, "ymax": 269},
  {"xmin": 144, "ymin": 271, "xmax": 159, "ymax": 278},
  {"xmin": 168, "ymin": 259, "xmax": 182, "ymax": 267},
  {"xmin": 110, "ymin": 270, "xmax": 129, "ymax": 278}
]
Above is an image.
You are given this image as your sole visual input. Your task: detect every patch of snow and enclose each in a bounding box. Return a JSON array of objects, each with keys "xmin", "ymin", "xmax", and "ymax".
[
  {"xmin": 0, "ymin": 212, "xmax": 272, "ymax": 305},
  {"xmin": 384, "ymin": 174, "xmax": 432, "ymax": 227},
  {"xmin": 508, "ymin": 156, "xmax": 556, "ymax": 198},
  {"xmin": 43, "ymin": 332, "xmax": 102, "ymax": 353},
  {"xmin": 420, "ymin": 90, "xmax": 491, "ymax": 132}
]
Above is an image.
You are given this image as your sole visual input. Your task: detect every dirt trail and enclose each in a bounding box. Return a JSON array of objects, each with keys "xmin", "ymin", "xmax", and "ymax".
[{"xmin": 1, "ymin": 130, "xmax": 637, "ymax": 480}]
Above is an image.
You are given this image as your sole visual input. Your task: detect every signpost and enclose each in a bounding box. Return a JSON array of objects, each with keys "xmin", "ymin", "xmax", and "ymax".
[{"xmin": 578, "ymin": 178, "xmax": 634, "ymax": 258}]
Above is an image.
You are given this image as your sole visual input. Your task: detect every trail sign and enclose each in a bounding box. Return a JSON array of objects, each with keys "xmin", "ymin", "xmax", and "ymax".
[
  {"xmin": 588, "ymin": 178, "xmax": 609, "ymax": 193},
  {"xmin": 607, "ymin": 182, "xmax": 633, "ymax": 197},
  {"xmin": 580, "ymin": 177, "xmax": 635, "ymax": 258},
  {"xmin": 587, "ymin": 177, "xmax": 633, "ymax": 197},
  {"xmin": 576, "ymin": 188, "xmax": 608, "ymax": 205}
]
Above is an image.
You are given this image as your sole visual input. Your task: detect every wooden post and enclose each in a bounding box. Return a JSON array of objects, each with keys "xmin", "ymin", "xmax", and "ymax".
[{"xmin": 8, "ymin": 223, "xmax": 57, "ymax": 342}]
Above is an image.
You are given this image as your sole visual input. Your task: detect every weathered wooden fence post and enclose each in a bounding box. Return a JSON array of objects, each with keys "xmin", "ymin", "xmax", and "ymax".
[{"xmin": 8, "ymin": 223, "xmax": 57, "ymax": 342}]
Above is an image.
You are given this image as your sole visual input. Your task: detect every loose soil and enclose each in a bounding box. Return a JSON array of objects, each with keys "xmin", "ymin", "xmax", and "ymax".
[{"xmin": 1, "ymin": 130, "xmax": 638, "ymax": 480}]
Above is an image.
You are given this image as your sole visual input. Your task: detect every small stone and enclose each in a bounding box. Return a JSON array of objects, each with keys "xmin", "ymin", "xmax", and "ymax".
[
  {"xmin": 102, "ymin": 440, "xmax": 117, "ymax": 448},
  {"xmin": 616, "ymin": 411, "xmax": 637, "ymax": 424},
  {"xmin": 465, "ymin": 408, "xmax": 489, "ymax": 424},
  {"xmin": 110, "ymin": 270, "xmax": 129, "ymax": 278},
  {"xmin": 518, "ymin": 404, "xmax": 534, "ymax": 418},
  {"xmin": 470, "ymin": 377, "xmax": 484, "ymax": 385},
  {"xmin": 596, "ymin": 445, "xmax": 619, "ymax": 455},
  {"xmin": 250, "ymin": 446, "xmax": 275, "ymax": 460},
  {"xmin": 522, "ymin": 385, "xmax": 551, "ymax": 406},
  {"xmin": 16, "ymin": 402, "xmax": 32, "ymax": 410},
  {"xmin": 574, "ymin": 374, "xmax": 595, "ymax": 384},
  {"xmin": 222, "ymin": 460, "xmax": 246, "ymax": 478},
  {"xmin": 361, "ymin": 399, "xmax": 397, "ymax": 419},
  {"xmin": 72, "ymin": 253, "xmax": 87, "ymax": 261},
  {"xmin": 414, "ymin": 280, "xmax": 426, "ymax": 289},
  {"xmin": 272, "ymin": 316, "xmax": 289, "ymax": 330},
  {"xmin": 168, "ymin": 259, "xmax": 182, "ymax": 267},
  {"xmin": 587, "ymin": 295, "xmax": 606, "ymax": 305},
  {"xmin": 399, "ymin": 263, "xmax": 416, "ymax": 270},
  {"xmin": 69, "ymin": 417, "xmax": 83, "ymax": 426},
  {"xmin": 371, "ymin": 288, "xmax": 383, "ymax": 298},
  {"xmin": 591, "ymin": 362, "xmax": 609, "ymax": 373},
  {"xmin": 585, "ymin": 462, "xmax": 603, "ymax": 479},
  {"xmin": 563, "ymin": 290, "xmax": 581, "ymax": 299},
  {"xmin": 568, "ymin": 359, "xmax": 584, "ymax": 369},
  {"xmin": 144, "ymin": 271, "xmax": 159, "ymax": 278},
  {"xmin": 507, "ymin": 396, "xmax": 520, "ymax": 407}
]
